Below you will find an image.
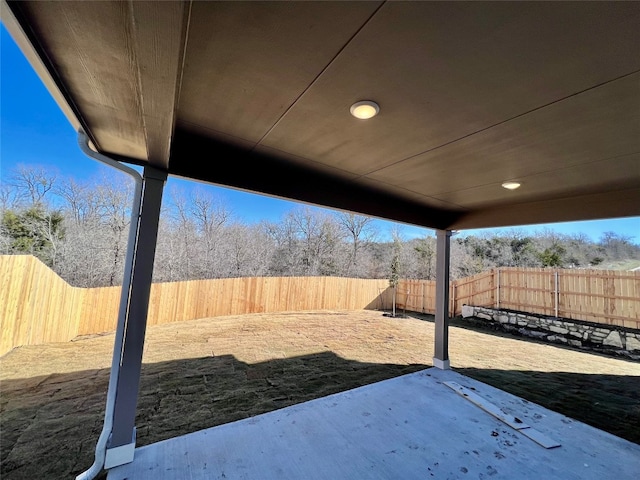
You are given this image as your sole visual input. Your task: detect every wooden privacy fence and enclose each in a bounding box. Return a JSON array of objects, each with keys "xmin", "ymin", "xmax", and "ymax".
[
  {"xmin": 396, "ymin": 267, "xmax": 640, "ymax": 330},
  {"xmin": 80, "ymin": 275, "xmax": 392, "ymax": 335},
  {"xmin": 0, "ymin": 256, "xmax": 392, "ymax": 356},
  {"xmin": 1, "ymin": 256, "xmax": 639, "ymax": 356},
  {"xmin": 0, "ymin": 255, "xmax": 84, "ymax": 356}
]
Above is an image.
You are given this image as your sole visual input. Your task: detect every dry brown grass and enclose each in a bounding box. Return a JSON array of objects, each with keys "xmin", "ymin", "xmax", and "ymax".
[{"xmin": 1, "ymin": 310, "xmax": 638, "ymax": 479}]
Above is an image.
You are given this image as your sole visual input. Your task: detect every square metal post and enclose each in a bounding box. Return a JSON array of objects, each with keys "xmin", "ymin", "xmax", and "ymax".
[
  {"xmin": 433, "ymin": 229, "xmax": 452, "ymax": 370},
  {"xmin": 105, "ymin": 166, "xmax": 167, "ymax": 468}
]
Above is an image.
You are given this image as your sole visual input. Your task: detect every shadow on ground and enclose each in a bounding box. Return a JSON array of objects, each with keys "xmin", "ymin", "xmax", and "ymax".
[
  {"xmin": 0, "ymin": 352, "xmax": 427, "ymax": 480},
  {"xmin": 398, "ymin": 312, "xmax": 640, "ymax": 443},
  {"xmin": 409, "ymin": 311, "xmax": 640, "ymax": 365},
  {"xmin": 3, "ymin": 314, "xmax": 639, "ymax": 479},
  {"xmin": 455, "ymin": 367, "xmax": 640, "ymax": 445}
]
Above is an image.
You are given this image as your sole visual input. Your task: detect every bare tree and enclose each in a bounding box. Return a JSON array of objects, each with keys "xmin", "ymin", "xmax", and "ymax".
[
  {"xmin": 9, "ymin": 164, "xmax": 57, "ymax": 206},
  {"xmin": 153, "ymin": 215, "xmax": 185, "ymax": 282},
  {"xmin": 0, "ymin": 205, "xmax": 63, "ymax": 266},
  {"xmin": 287, "ymin": 207, "xmax": 346, "ymax": 276},
  {"xmin": 219, "ymin": 223, "xmax": 276, "ymax": 277},
  {"xmin": 6, "ymin": 163, "xmax": 638, "ymax": 287},
  {"xmin": 191, "ymin": 188, "xmax": 231, "ymax": 277},
  {"xmin": 336, "ymin": 212, "xmax": 376, "ymax": 277},
  {"xmin": 410, "ymin": 234, "xmax": 436, "ymax": 279},
  {"xmin": 264, "ymin": 215, "xmax": 300, "ymax": 276},
  {"xmin": 159, "ymin": 186, "xmax": 232, "ymax": 280},
  {"xmin": 166, "ymin": 188, "xmax": 198, "ymax": 279},
  {"xmin": 88, "ymin": 174, "xmax": 134, "ymax": 286},
  {"xmin": 599, "ymin": 231, "xmax": 638, "ymax": 261},
  {"xmin": 0, "ymin": 182, "xmax": 19, "ymax": 211},
  {"xmin": 56, "ymin": 177, "xmax": 101, "ymax": 225}
]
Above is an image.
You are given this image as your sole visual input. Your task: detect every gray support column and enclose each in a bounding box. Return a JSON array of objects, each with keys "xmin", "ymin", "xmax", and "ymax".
[
  {"xmin": 433, "ymin": 229, "xmax": 452, "ymax": 370},
  {"xmin": 105, "ymin": 166, "xmax": 167, "ymax": 468}
]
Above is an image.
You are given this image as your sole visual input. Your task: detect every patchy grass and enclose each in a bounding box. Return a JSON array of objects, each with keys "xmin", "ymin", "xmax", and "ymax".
[
  {"xmin": 597, "ymin": 259, "xmax": 640, "ymax": 271},
  {"xmin": 1, "ymin": 310, "xmax": 638, "ymax": 479}
]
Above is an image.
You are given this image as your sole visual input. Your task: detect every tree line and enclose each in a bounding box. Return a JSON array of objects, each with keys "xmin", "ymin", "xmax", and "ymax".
[{"xmin": 2, "ymin": 164, "xmax": 638, "ymax": 288}]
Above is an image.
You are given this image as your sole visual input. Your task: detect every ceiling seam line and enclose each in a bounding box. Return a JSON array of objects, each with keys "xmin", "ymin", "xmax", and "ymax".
[
  {"xmin": 357, "ymin": 68, "xmax": 640, "ymax": 179},
  {"xmin": 169, "ymin": 0, "xmax": 193, "ymax": 153},
  {"xmin": 129, "ymin": 2, "xmax": 191, "ymax": 167},
  {"xmin": 127, "ymin": 0, "xmax": 151, "ymax": 164},
  {"xmin": 250, "ymin": 1, "xmax": 388, "ymax": 151}
]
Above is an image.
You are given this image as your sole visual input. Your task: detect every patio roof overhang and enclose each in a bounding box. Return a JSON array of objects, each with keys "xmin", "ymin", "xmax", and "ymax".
[
  {"xmin": 3, "ymin": 0, "xmax": 639, "ymax": 231},
  {"xmin": 3, "ymin": 1, "xmax": 639, "ymax": 478}
]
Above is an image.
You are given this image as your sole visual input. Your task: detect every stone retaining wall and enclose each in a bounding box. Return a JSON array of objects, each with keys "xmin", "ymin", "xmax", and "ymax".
[{"xmin": 461, "ymin": 305, "xmax": 640, "ymax": 360}]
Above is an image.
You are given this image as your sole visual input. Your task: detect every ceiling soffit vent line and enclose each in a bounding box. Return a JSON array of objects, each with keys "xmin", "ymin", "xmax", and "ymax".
[
  {"xmin": 358, "ymin": 69, "xmax": 640, "ymax": 179},
  {"xmin": 170, "ymin": 0, "xmax": 193, "ymax": 137},
  {"xmin": 128, "ymin": 0, "xmax": 191, "ymax": 168},
  {"xmin": 251, "ymin": 1, "xmax": 387, "ymax": 151}
]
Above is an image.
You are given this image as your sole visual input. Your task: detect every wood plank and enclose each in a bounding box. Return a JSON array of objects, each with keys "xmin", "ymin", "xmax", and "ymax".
[{"xmin": 444, "ymin": 381, "xmax": 561, "ymax": 449}]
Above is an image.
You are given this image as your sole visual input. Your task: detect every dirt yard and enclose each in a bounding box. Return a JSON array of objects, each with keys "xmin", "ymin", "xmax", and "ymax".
[{"xmin": 1, "ymin": 310, "xmax": 639, "ymax": 479}]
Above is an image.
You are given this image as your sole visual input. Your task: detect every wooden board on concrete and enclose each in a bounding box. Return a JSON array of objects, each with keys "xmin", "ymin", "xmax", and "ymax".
[
  {"xmin": 108, "ymin": 368, "xmax": 640, "ymax": 480},
  {"xmin": 444, "ymin": 381, "xmax": 561, "ymax": 449}
]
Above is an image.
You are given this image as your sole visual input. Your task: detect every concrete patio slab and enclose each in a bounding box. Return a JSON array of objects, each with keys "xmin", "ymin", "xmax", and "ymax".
[{"xmin": 108, "ymin": 368, "xmax": 640, "ymax": 479}]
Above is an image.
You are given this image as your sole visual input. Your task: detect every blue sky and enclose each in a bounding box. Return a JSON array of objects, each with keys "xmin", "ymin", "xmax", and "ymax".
[{"xmin": 2, "ymin": 24, "xmax": 639, "ymax": 243}]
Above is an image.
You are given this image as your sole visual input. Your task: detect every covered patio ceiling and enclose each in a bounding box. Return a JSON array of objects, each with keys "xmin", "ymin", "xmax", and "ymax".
[
  {"xmin": 4, "ymin": 0, "xmax": 639, "ymax": 231},
  {"xmin": 3, "ymin": 3, "xmax": 640, "ymax": 478}
]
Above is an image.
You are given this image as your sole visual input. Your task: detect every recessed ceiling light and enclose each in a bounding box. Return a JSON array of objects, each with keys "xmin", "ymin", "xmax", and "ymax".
[
  {"xmin": 350, "ymin": 101, "xmax": 379, "ymax": 119},
  {"xmin": 502, "ymin": 181, "xmax": 521, "ymax": 190}
]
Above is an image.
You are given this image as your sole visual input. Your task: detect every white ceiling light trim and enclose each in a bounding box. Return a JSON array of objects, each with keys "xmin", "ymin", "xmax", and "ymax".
[
  {"xmin": 501, "ymin": 181, "xmax": 521, "ymax": 190},
  {"xmin": 350, "ymin": 100, "xmax": 380, "ymax": 119}
]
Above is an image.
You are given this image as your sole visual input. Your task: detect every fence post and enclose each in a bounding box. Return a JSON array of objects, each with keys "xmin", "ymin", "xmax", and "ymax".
[
  {"xmin": 554, "ymin": 270, "xmax": 559, "ymax": 318},
  {"xmin": 496, "ymin": 268, "xmax": 500, "ymax": 310},
  {"xmin": 451, "ymin": 282, "xmax": 457, "ymax": 316},
  {"xmin": 405, "ymin": 287, "xmax": 410, "ymax": 315}
]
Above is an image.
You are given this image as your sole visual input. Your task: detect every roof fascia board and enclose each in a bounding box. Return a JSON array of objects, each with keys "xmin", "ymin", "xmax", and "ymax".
[
  {"xmin": 451, "ymin": 187, "xmax": 640, "ymax": 230},
  {"xmin": 1, "ymin": 1, "xmax": 88, "ymax": 141},
  {"xmin": 170, "ymin": 129, "xmax": 463, "ymax": 231}
]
